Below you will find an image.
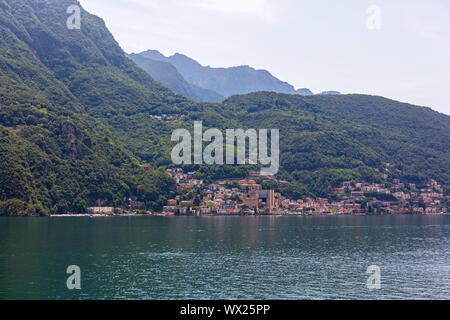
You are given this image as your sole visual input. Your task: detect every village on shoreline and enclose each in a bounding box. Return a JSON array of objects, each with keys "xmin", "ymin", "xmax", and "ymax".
[
  {"xmin": 158, "ymin": 168, "xmax": 447, "ymax": 216},
  {"xmin": 62, "ymin": 165, "xmax": 449, "ymax": 218}
]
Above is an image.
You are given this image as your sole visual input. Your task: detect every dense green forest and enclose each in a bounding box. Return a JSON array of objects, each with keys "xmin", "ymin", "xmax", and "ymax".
[
  {"xmin": 0, "ymin": 0, "xmax": 176, "ymax": 215},
  {"xmin": 0, "ymin": 0, "xmax": 448, "ymax": 215}
]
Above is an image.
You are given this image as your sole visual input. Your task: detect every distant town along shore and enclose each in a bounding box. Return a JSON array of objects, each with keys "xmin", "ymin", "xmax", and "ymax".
[{"xmin": 80, "ymin": 166, "xmax": 447, "ymax": 217}]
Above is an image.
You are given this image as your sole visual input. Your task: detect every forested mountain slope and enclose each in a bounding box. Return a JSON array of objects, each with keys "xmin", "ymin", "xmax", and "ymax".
[
  {"xmin": 221, "ymin": 92, "xmax": 450, "ymax": 197},
  {"xmin": 137, "ymin": 49, "xmax": 316, "ymax": 98},
  {"xmin": 0, "ymin": 0, "xmax": 175, "ymax": 215}
]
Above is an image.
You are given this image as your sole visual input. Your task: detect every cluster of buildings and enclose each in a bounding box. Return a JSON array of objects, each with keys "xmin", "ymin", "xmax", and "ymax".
[
  {"xmin": 84, "ymin": 167, "xmax": 447, "ymax": 216},
  {"xmin": 162, "ymin": 176, "xmax": 281, "ymax": 216},
  {"xmin": 162, "ymin": 169, "xmax": 448, "ymax": 216},
  {"xmin": 149, "ymin": 114, "xmax": 184, "ymax": 122},
  {"xmin": 333, "ymin": 179, "xmax": 447, "ymax": 215}
]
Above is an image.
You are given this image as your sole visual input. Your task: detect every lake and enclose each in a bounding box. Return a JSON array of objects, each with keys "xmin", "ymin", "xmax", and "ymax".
[{"xmin": 0, "ymin": 215, "xmax": 449, "ymax": 300}]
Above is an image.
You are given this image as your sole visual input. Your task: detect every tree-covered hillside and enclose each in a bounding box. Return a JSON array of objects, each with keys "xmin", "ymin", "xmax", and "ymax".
[{"xmin": 0, "ymin": 0, "xmax": 448, "ymax": 215}]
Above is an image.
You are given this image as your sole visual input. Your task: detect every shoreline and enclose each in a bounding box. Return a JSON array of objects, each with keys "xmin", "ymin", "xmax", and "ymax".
[{"xmin": 45, "ymin": 212, "xmax": 450, "ymax": 218}]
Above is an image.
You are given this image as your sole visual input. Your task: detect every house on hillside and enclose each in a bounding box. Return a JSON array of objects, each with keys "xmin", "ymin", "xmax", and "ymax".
[{"xmin": 87, "ymin": 207, "xmax": 114, "ymax": 215}]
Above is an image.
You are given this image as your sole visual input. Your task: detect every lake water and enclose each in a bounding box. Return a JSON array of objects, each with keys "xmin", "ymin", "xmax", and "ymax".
[{"xmin": 0, "ymin": 215, "xmax": 449, "ymax": 300}]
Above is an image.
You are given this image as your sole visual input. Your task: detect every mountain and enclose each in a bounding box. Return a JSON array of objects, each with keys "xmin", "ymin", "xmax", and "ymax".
[
  {"xmin": 296, "ymin": 88, "xmax": 314, "ymax": 96},
  {"xmin": 0, "ymin": 0, "xmax": 177, "ymax": 215},
  {"xmin": 127, "ymin": 53, "xmax": 224, "ymax": 103},
  {"xmin": 137, "ymin": 50, "xmax": 324, "ymax": 98},
  {"xmin": 220, "ymin": 92, "xmax": 450, "ymax": 198},
  {"xmin": 0, "ymin": 0, "xmax": 448, "ymax": 215}
]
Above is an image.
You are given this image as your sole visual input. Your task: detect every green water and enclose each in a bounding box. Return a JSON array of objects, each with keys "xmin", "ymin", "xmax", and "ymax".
[{"xmin": 0, "ymin": 215, "xmax": 449, "ymax": 300}]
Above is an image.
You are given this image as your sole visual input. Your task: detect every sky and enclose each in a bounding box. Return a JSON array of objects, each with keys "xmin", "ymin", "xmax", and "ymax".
[{"xmin": 79, "ymin": 0, "xmax": 450, "ymax": 115}]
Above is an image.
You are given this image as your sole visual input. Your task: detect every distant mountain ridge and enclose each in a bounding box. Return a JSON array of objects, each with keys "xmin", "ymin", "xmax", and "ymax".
[
  {"xmin": 132, "ymin": 50, "xmax": 337, "ymax": 101},
  {"xmin": 127, "ymin": 53, "xmax": 224, "ymax": 102}
]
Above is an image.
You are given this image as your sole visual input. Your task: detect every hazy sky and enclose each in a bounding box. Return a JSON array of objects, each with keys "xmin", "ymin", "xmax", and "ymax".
[{"xmin": 79, "ymin": 0, "xmax": 450, "ymax": 115}]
